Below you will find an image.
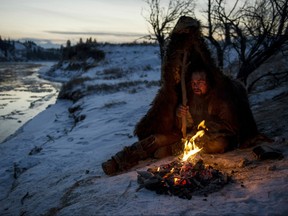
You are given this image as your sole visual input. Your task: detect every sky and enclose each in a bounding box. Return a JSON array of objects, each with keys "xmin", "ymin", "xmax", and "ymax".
[
  {"xmin": 0, "ymin": 0, "xmax": 240, "ymax": 48},
  {"xmin": 0, "ymin": 0, "xmax": 150, "ymax": 48}
]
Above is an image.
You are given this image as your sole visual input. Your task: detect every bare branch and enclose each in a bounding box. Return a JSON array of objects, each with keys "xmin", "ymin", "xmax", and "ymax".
[
  {"xmin": 142, "ymin": 0, "xmax": 195, "ymax": 60},
  {"xmin": 202, "ymin": 0, "xmax": 288, "ymax": 85}
]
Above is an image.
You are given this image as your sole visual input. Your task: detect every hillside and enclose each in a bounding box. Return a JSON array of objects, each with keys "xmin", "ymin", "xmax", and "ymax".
[{"xmin": 0, "ymin": 39, "xmax": 60, "ymax": 61}]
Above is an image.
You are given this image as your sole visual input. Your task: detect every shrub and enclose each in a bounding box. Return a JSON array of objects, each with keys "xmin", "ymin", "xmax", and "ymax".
[
  {"xmin": 58, "ymin": 77, "xmax": 91, "ymax": 101},
  {"xmin": 61, "ymin": 43, "xmax": 105, "ymax": 62}
]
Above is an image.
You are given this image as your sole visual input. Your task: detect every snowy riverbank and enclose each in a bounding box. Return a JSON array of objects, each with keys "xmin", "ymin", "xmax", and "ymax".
[{"xmin": 0, "ymin": 45, "xmax": 288, "ymax": 216}]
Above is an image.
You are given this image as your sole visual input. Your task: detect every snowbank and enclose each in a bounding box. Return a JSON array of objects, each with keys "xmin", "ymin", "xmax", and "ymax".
[{"xmin": 0, "ymin": 44, "xmax": 287, "ymax": 216}]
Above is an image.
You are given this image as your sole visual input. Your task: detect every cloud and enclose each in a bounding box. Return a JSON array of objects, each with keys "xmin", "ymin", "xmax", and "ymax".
[{"xmin": 45, "ymin": 30, "xmax": 146, "ymax": 38}]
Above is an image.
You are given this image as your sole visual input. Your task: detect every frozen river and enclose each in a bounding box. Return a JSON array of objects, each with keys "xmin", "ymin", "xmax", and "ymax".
[{"xmin": 0, "ymin": 62, "xmax": 61, "ymax": 143}]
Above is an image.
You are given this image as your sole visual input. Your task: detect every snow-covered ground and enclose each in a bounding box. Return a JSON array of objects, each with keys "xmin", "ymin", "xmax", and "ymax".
[{"xmin": 0, "ymin": 44, "xmax": 287, "ymax": 216}]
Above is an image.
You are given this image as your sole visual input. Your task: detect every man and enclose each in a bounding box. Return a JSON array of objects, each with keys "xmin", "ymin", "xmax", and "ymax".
[
  {"xmin": 176, "ymin": 68, "xmax": 238, "ymax": 154},
  {"xmin": 102, "ymin": 16, "xmax": 261, "ymax": 176},
  {"xmin": 102, "ymin": 67, "xmax": 240, "ymax": 175}
]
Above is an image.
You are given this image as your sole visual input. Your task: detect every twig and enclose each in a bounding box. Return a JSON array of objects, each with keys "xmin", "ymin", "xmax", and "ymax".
[
  {"xmin": 248, "ymin": 70, "xmax": 288, "ymax": 92},
  {"xmin": 120, "ymin": 180, "xmax": 132, "ymax": 198},
  {"xmin": 21, "ymin": 192, "xmax": 30, "ymax": 205}
]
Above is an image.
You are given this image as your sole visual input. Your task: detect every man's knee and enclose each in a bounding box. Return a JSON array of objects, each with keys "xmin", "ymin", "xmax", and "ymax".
[
  {"xmin": 154, "ymin": 133, "xmax": 182, "ymax": 147},
  {"xmin": 203, "ymin": 137, "xmax": 230, "ymax": 154},
  {"xmin": 152, "ymin": 133, "xmax": 182, "ymax": 158}
]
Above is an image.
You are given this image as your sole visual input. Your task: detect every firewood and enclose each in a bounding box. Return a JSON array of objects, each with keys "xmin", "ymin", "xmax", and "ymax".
[{"xmin": 136, "ymin": 159, "xmax": 229, "ymax": 199}]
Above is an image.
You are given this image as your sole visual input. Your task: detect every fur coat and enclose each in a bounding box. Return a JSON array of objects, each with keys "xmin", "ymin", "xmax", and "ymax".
[{"xmin": 134, "ymin": 16, "xmax": 258, "ymax": 147}]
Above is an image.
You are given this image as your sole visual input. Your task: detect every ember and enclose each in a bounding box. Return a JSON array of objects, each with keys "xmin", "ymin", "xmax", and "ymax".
[
  {"xmin": 137, "ymin": 119, "xmax": 229, "ymax": 199},
  {"xmin": 137, "ymin": 159, "xmax": 229, "ymax": 200}
]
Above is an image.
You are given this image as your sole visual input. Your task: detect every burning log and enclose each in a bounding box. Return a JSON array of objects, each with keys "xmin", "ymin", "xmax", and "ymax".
[{"xmin": 137, "ymin": 159, "xmax": 229, "ymax": 200}]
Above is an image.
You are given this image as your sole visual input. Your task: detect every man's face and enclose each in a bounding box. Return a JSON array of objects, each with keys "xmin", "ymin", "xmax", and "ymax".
[{"xmin": 191, "ymin": 71, "xmax": 208, "ymax": 96}]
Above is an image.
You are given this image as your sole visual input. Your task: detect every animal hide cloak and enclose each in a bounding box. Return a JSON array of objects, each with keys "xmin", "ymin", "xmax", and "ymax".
[{"xmin": 134, "ymin": 16, "xmax": 258, "ymax": 147}]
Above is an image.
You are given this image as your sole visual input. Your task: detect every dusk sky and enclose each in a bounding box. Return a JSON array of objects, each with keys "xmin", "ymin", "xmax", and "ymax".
[
  {"xmin": 0, "ymin": 0, "xmax": 218, "ymax": 48},
  {"xmin": 0, "ymin": 0, "xmax": 149, "ymax": 47}
]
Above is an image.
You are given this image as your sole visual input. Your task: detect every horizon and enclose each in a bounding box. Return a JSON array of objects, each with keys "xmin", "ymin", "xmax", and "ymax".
[
  {"xmin": 0, "ymin": 0, "xmax": 213, "ymax": 49},
  {"xmin": 0, "ymin": 0, "xmax": 220, "ymax": 49},
  {"xmin": 0, "ymin": 35, "xmax": 153, "ymax": 49},
  {"xmin": 0, "ymin": 0, "xmax": 149, "ymax": 48}
]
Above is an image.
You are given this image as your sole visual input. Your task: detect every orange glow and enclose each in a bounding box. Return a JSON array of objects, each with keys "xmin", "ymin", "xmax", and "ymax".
[
  {"xmin": 174, "ymin": 177, "xmax": 181, "ymax": 185},
  {"xmin": 182, "ymin": 120, "xmax": 206, "ymax": 161}
]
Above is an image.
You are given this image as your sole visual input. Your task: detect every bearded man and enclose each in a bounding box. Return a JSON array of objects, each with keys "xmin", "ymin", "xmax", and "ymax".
[
  {"xmin": 102, "ymin": 16, "xmax": 263, "ymax": 176},
  {"xmin": 176, "ymin": 67, "xmax": 238, "ymax": 154},
  {"xmin": 102, "ymin": 66, "xmax": 248, "ymax": 175}
]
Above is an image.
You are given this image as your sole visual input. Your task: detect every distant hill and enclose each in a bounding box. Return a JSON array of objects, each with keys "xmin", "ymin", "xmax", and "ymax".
[{"xmin": 0, "ymin": 38, "xmax": 61, "ymax": 61}]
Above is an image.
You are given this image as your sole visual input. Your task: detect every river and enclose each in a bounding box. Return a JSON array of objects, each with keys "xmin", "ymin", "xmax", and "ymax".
[{"xmin": 0, "ymin": 62, "xmax": 61, "ymax": 144}]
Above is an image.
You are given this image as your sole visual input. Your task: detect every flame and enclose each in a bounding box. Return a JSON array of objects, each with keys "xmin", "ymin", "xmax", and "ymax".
[
  {"xmin": 182, "ymin": 120, "xmax": 207, "ymax": 161},
  {"xmin": 197, "ymin": 120, "xmax": 207, "ymax": 130},
  {"xmin": 182, "ymin": 139, "xmax": 202, "ymax": 161}
]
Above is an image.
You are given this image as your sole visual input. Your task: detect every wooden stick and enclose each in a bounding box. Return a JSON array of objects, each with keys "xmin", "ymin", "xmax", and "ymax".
[{"xmin": 181, "ymin": 51, "xmax": 188, "ymax": 138}]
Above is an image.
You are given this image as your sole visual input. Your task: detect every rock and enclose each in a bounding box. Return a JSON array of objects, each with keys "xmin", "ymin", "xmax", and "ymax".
[{"xmin": 253, "ymin": 145, "xmax": 284, "ymax": 160}]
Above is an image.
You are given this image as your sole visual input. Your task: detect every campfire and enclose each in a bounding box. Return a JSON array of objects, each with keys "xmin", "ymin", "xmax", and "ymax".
[
  {"xmin": 136, "ymin": 53, "xmax": 230, "ymax": 199},
  {"xmin": 137, "ymin": 121, "xmax": 230, "ymax": 200}
]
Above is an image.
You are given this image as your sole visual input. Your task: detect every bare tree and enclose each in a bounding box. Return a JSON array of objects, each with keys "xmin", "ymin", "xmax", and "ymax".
[
  {"xmin": 233, "ymin": 0, "xmax": 288, "ymax": 85},
  {"xmin": 143, "ymin": 0, "xmax": 288, "ymax": 88},
  {"xmin": 142, "ymin": 0, "xmax": 195, "ymax": 60},
  {"xmin": 203, "ymin": 0, "xmax": 288, "ymax": 86},
  {"xmin": 203, "ymin": 0, "xmax": 242, "ymax": 70}
]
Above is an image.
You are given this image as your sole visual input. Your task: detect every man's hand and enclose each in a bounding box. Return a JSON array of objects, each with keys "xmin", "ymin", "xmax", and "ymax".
[{"xmin": 176, "ymin": 105, "xmax": 189, "ymax": 117}]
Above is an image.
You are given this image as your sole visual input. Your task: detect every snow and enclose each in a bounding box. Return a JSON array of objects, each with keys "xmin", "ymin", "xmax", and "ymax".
[
  {"xmin": 1, "ymin": 44, "xmax": 288, "ymax": 216},
  {"xmin": 14, "ymin": 42, "xmax": 26, "ymax": 51}
]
